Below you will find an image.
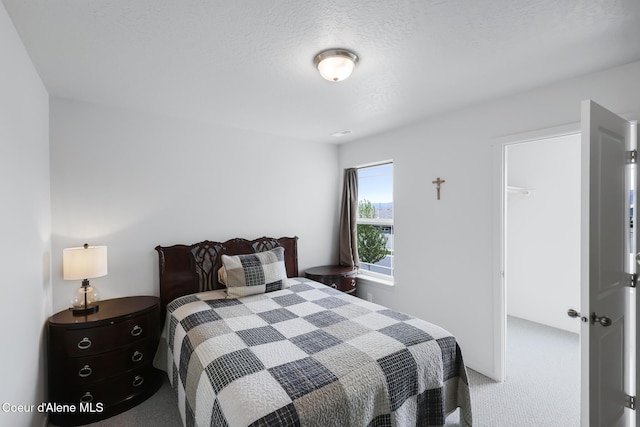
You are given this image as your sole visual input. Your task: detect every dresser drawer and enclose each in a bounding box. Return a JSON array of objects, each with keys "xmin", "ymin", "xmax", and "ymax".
[
  {"xmin": 306, "ymin": 266, "xmax": 357, "ymax": 294},
  {"xmin": 48, "ymin": 363, "xmax": 162, "ymax": 426},
  {"xmin": 52, "ymin": 363, "xmax": 159, "ymax": 406},
  {"xmin": 58, "ymin": 314, "xmax": 151, "ymax": 357},
  {"xmin": 62, "ymin": 339, "xmax": 157, "ymax": 385},
  {"xmin": 316, "ymin": 275, "xmax": 356, "ymax": 293}
]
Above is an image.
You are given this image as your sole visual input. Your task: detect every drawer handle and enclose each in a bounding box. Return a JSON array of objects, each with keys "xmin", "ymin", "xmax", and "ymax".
[
  {"xmin": 130, "ymin": 325, "xmax": 143, "ymax": 337},
  {"xmin": 78, "ymin": 365, "xmax": 93, "ymax": 378},
  {"xmin": 80, "ymin": 392, "xmax": 93, "ymax": 403},
  {"xmin": 132, "ymin": 375, "xmax": 144, "ymax": 387},
  {"xmin": 330, "ymin": 283, "xmax": 337, "ymax": 289},
  {"xmin": 77, "ymin": 337, "xmax": 92, "ymax": 350},
  {"xmin": 132, "ymin": 351, "xmax": 144, "ymax": 363}
]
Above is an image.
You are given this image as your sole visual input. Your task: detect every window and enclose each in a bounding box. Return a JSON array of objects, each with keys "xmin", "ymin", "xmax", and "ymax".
[{"xmin": 357, "ymin": 163, "xmax": 393, "ymax": 279}]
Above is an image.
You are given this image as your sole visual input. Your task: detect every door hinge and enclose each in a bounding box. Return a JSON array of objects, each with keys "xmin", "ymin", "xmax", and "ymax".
[
  {"xmin": 627, "ymin": 149, "xmax": 637, "ymax": 164},
  {"xmin": 629, "ymin": 273, "xmax": 638, "ymax": 288},
  {"xmin": 626, "ymin": 394, "xmax": 636, "ymax": 410}
]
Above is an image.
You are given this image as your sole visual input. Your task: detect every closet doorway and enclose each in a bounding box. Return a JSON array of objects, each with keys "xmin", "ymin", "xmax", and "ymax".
[
  {"xmin": 493, "ymin": 125, "xmax": 582, "ymax": 383},
  {"xmin": 505, "ymin": 133, "xmax": 581, "ymax": 335},
  {"xmin": 500, "ymin": 131, "xmax": 582, "ymax": 420}
]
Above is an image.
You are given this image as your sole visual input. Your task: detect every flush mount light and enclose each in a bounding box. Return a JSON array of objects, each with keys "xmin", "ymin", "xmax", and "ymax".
[{"xmin": 314, "ymin": 49, "xmax": 359, "ymax": 82}]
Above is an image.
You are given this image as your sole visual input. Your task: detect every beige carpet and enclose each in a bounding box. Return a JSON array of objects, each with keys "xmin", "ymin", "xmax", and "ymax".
[{"xmin": 445, "ymin": 316, "xmax": 579, "ymax": 427}]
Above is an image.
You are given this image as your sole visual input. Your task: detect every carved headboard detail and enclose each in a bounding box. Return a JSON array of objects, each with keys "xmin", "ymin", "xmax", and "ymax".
[
  {"xmin": 191, "ymin": 241, "xmax": 225, "ymax": 293},
  {"xmin": 155, "ymin": 236, "xmax": 298, "ymax": 314}
]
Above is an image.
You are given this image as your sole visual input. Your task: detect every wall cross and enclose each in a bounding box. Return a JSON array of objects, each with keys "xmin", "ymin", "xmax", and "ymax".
[{"xmin": 432, "ymin": 177, "xmax": 445, "ymax": 200}]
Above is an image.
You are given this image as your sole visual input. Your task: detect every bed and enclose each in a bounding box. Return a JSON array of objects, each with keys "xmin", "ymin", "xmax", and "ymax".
[{"xmin": 153, "ymin": 236, "xmax": 472, "ymax": 426}]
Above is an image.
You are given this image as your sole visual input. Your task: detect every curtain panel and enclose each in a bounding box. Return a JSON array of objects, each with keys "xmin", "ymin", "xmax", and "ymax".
[{"xmin": 338, "ymin": 168, "xmax": 359, "ymax": 268}]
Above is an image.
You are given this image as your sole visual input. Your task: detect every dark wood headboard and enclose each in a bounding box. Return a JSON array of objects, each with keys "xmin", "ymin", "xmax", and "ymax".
[{"xmin": 155, "ymin": 236, "xmax": 298, "ymax": 314}]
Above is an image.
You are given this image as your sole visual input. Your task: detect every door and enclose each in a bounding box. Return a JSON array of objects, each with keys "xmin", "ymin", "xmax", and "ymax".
[{"xmin": 580, "ymin": 100, "xmax": 634, "ymax": 427}]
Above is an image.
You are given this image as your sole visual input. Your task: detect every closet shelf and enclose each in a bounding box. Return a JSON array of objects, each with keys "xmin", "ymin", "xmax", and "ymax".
[{"xmin": 507, "ymin": 186, "xmax": 532, "ymax": 196}]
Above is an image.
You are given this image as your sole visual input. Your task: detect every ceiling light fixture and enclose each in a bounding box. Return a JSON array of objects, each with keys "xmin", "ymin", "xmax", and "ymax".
[{"xmin": 314, "ymin": 49, "xmax": 359, "ymax": 82}]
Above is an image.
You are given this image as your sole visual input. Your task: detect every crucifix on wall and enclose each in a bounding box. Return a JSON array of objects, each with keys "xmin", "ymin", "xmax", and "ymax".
[{"xmin": 432, "ymin": 177, "xmax": 445, "ymax": 200}]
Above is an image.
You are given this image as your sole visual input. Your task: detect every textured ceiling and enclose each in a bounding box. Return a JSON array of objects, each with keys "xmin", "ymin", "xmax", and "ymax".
[{"xmin": 3, "ymin": 0, "xmax": 640, "ymax": 143}]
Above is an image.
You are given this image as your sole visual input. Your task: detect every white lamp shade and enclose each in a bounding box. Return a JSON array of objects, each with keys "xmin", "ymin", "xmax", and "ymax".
[
  {"xmin": 63, "ymin": 245, "xmax": 108, "ymax": 280},
  {"xmin": 314, "ymin": 49, "xmax": 358, "ymax": 82}
]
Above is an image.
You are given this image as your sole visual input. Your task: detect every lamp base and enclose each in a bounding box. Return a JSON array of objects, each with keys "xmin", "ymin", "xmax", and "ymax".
[
  {"xmin": 72, "ymin": 305, "xmax": 99, "ymax": 316},
  {"xmin": 71, "ymin": 281, "xmax": 100, "ymax": 316}
]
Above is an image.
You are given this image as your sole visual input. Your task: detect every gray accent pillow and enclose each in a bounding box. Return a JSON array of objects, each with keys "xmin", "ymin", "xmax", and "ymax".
[{"xmin": 221, "ymin": 247, "xmax": 290, "ymax": 298}]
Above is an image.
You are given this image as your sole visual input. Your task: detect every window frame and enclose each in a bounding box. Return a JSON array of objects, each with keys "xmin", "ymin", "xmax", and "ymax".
[{"xmin": 355, "ymin": 162, "xmax": 394, "ymax": 283}]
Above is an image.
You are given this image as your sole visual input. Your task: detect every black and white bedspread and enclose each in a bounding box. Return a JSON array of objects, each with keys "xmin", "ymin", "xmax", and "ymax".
[{"xmin": 154, "ymin": 278, "xmax": 472, "ymax": 427}]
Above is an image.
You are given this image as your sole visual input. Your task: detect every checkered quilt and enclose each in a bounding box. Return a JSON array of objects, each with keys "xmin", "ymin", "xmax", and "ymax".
[{"xmin": 155, "ymin": 278, "xmax": 472, "ymax": 427}]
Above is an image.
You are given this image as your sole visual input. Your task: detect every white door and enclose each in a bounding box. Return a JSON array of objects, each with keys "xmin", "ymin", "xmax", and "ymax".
[{"xmin": 580, "ymin": 100, "xmax": 635, "ymax": 427}]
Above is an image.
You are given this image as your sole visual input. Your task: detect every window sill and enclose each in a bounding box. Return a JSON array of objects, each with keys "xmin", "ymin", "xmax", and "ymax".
[{"xmin": 357, "ymin": 272, "xmax": 394, "ymax": 287}]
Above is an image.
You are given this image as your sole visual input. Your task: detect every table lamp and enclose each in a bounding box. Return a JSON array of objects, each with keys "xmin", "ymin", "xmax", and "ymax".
[{"xmin": 63, "ymin": 244, "xmax": 107, "ymax": 315}]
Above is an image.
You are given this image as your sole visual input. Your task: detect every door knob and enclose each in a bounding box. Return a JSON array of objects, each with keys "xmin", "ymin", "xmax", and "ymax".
[
  {"xmin": 567, "ymin": 309, "xmax": 580, "ymax": 318},
  {"xmin": 590, "ymin": 312, "xmax": 612, "ymax": 327},
  {"xmin": 567, "ymin": 309, "xmax": 588, "ymax": 322}
]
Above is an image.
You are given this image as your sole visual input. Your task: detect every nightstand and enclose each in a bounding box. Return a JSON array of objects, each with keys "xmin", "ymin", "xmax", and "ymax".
[
  {"xmin": 47, "ymin": 296, "xmax": 162, "ymax": 426},
  {"xmin": 305, "ymin": 265, "xmax": 357, "ymax": 294}
]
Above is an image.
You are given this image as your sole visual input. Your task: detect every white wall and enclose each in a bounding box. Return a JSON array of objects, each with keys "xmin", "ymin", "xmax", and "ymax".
[
  {"xmin": 50, "ymin": 99, "xmax": 340, "ymax": 313},
  {"xmin": 339, "ymin": 60, "xmax": 640, "ymax": 379},
  {"xmin": 506, "ymin": 134, "xmax": 581, "ymax": 333},
  {"xmin": 0, "ymin": 3, "xmax": 51, "ymax": 427}
]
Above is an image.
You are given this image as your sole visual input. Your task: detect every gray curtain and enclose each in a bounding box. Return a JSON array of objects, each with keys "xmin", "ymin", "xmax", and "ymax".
[{"xmin": 338, "ymin": 168, "xmax": 359, "ymax": 268}]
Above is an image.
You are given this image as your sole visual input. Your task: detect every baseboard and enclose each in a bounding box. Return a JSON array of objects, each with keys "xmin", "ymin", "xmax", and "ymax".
[{"xmin": 464, "ymin": 362, "xmax": 502, "ymax": 383}]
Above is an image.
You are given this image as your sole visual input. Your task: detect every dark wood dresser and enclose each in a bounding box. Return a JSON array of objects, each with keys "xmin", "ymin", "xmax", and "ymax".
[
  {"xmin": 47, "ymin": 296, "xmax": 162, "ymax": 426},
  {"xmin": 305, "ymin": 265, "xmax": 357, "ymax": 294}
]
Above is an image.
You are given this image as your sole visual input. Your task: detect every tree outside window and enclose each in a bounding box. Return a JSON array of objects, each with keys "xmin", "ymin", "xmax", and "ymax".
[{"xmin": 357, "ymin": 199, "xmax": 388, "ymax": 265}]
